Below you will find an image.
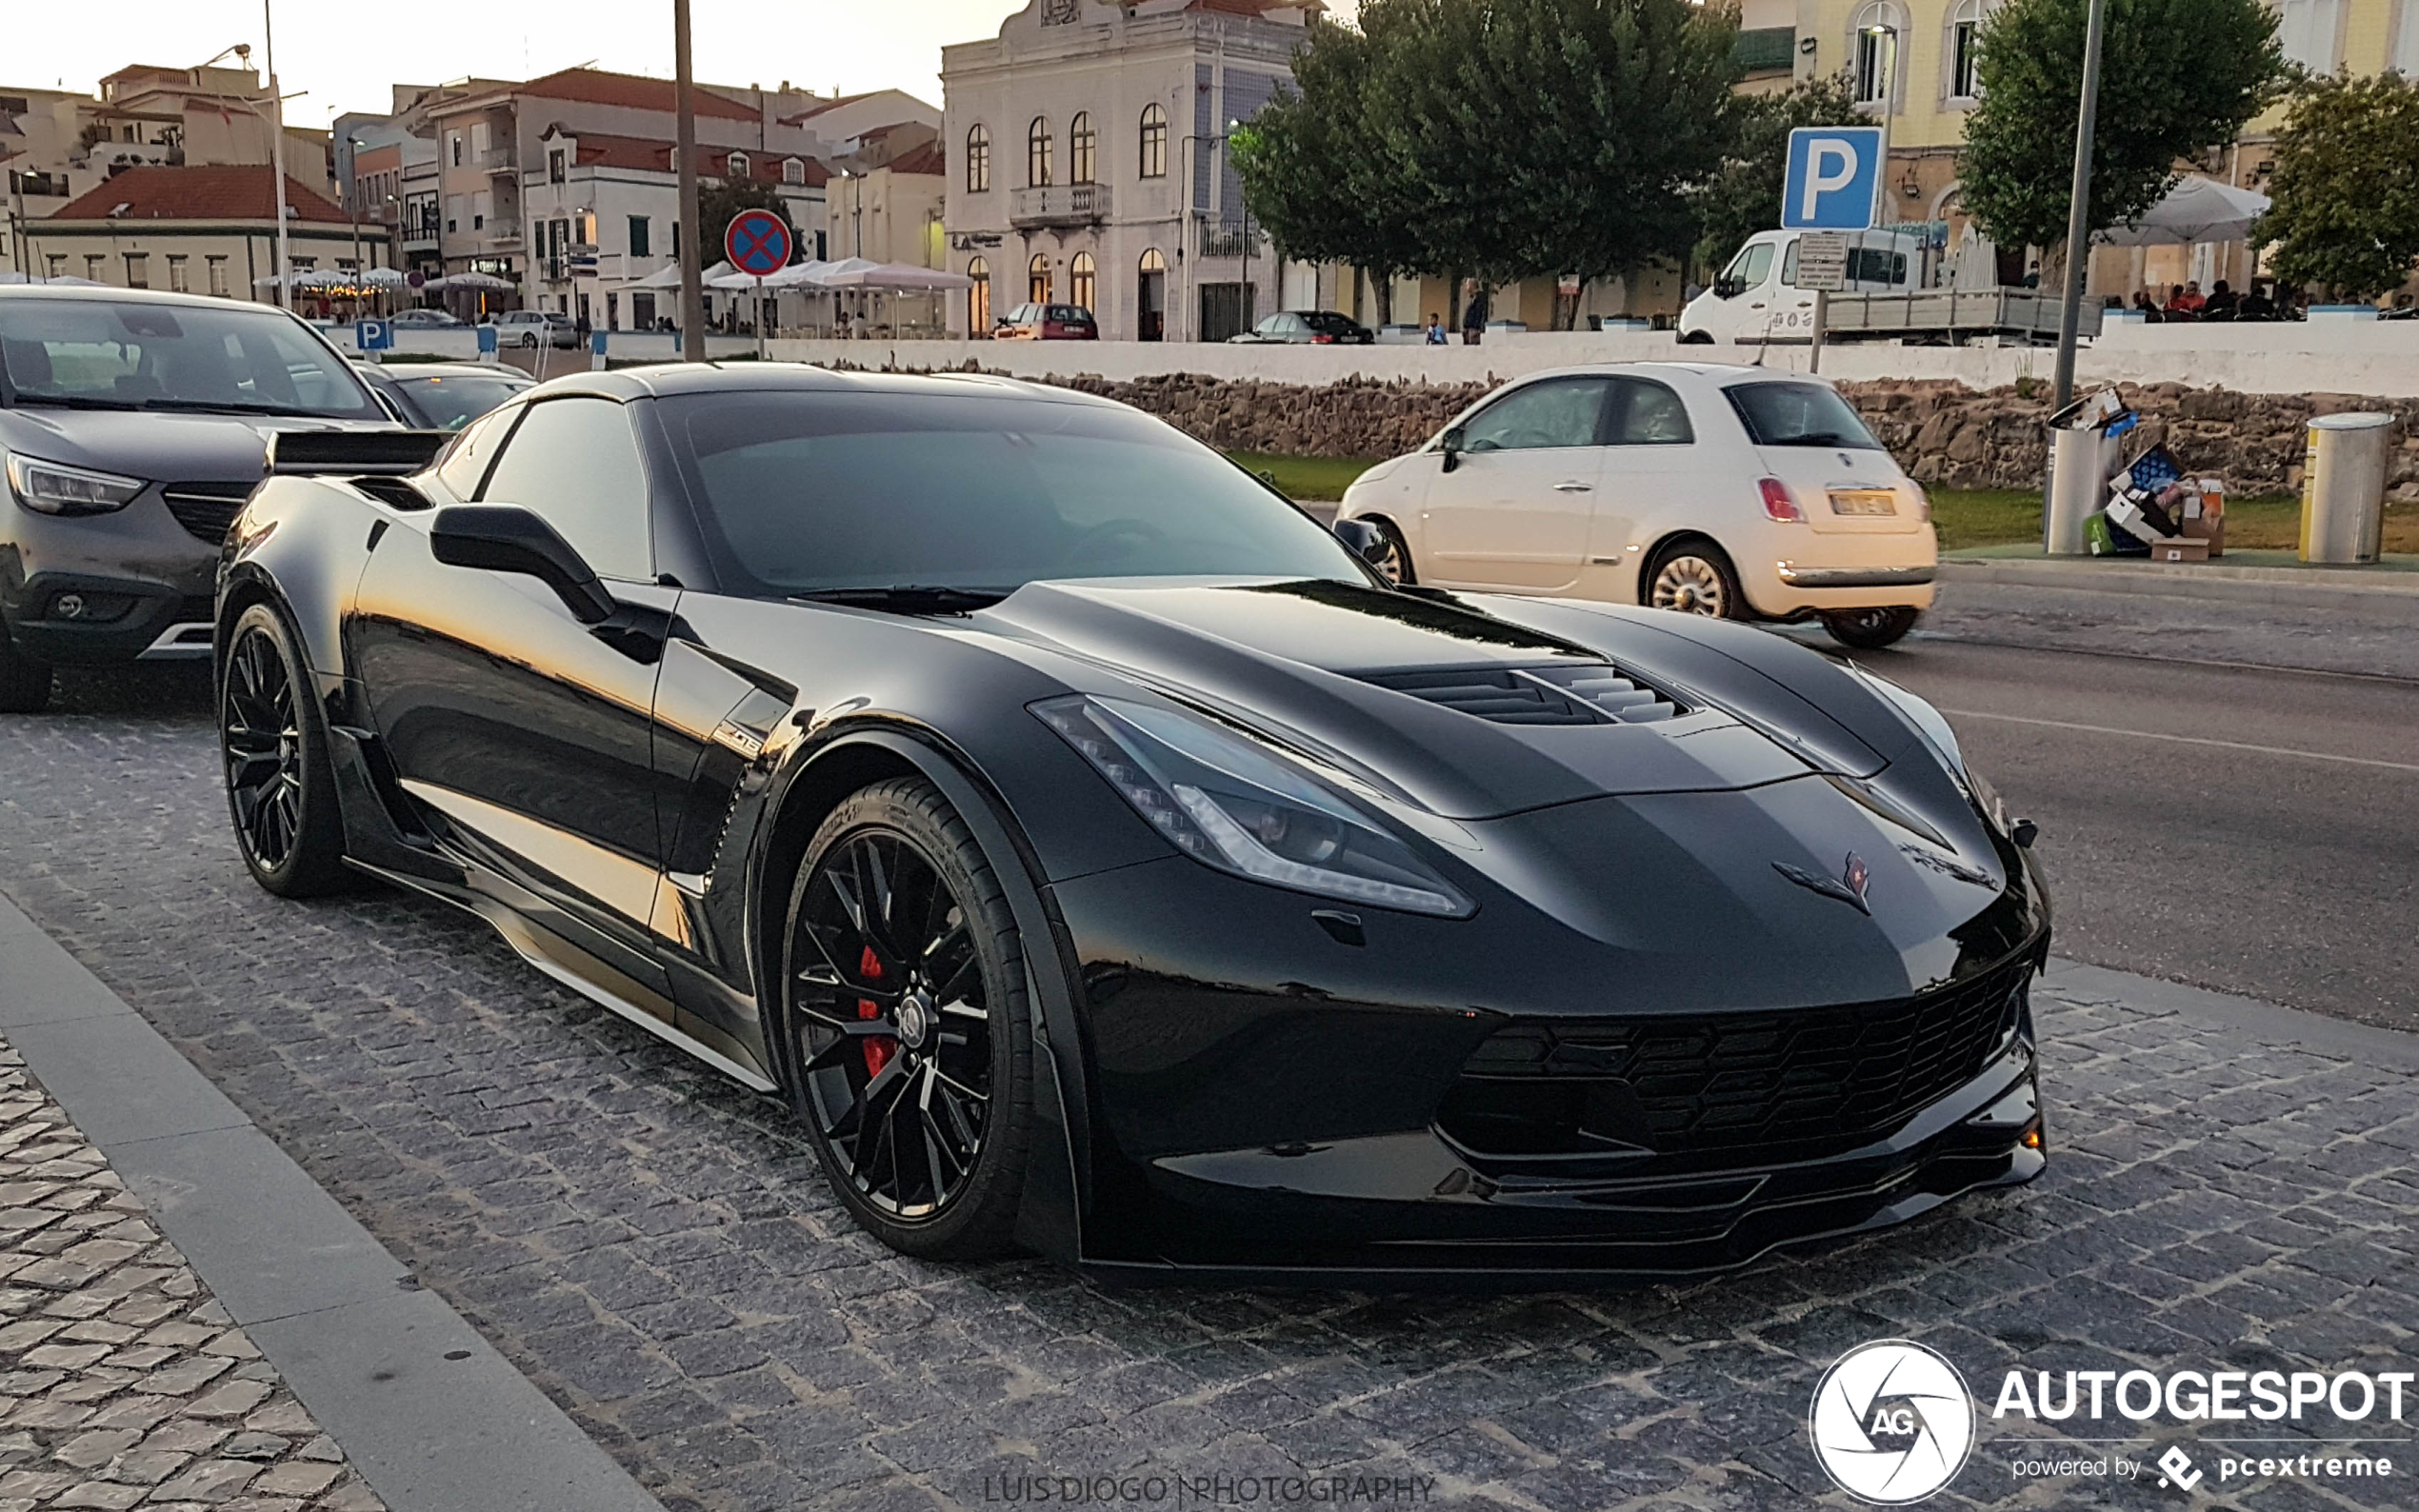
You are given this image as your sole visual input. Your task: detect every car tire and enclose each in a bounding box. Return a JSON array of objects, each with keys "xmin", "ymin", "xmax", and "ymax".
[
  {"xmin": 778, "ymin": 777, "xmax": 1034, "ymax": 1260},
  {"xmin": 1644, "ymin": 540, "xmax": 1746, "ymax": 620},
  {"xmin": 1677, "ymin": 330, "xmax": 1714, "ymax": 346},
  {"xmin": 521, "ymin": 332, "xmax": 537, "ymax": 349},
  {"xmin": 0, "ymin": 634, "xmax": 53, "ymax": 714},
  {"xmin": 1367, "ymin": 517, "xmax": 1417, "ymax": 586},
  {"xmin": 1822, "ymin": 607, "xmax": 1922, "ymax": 649},
  {"xmin": 220, "ymin": 603, "xmax": 351, "ymax": 897}
]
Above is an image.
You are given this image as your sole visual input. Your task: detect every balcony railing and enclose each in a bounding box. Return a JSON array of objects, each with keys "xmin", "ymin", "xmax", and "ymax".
[
  {"xmin": 1010, "ymin": 183, "xmax": 1112, "ymax": 228},
  {"xmin": 1197, "ymin": 222, "xmax": 1264, "ymax": 260}
]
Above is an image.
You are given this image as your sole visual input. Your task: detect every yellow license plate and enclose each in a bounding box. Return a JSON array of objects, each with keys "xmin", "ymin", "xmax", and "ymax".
[{"xmin": 1829, "ymin": 489, "xmax": 1897, "ymax": 517}]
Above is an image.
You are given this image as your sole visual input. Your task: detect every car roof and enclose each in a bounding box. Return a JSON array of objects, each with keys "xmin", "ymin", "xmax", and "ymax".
[
  {"xmin": 0, "ymin": 285, "xmax": 309, "ymax": 317},
  {"xmin": 516, "ymin": 361, "xmax": 1126, "ymax": 409},
  {"xmin": 1497, "ymin": 360, "xmax": 1834, "ymax": 390},
  {"xmin": 365, "ymin": 362, "xmax": 532, "ymax": 382}
]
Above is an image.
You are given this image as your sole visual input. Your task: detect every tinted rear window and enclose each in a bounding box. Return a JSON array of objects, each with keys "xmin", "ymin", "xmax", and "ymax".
[
  {"xmin": 1048, "ymin": 306, "xmax": 1091, "ymax": 323},
  {"xmin": 1723, "ymin": 381, "xmax": 1882, "ymax": 449}
]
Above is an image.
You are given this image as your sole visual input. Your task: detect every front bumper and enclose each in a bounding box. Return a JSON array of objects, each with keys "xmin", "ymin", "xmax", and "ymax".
[{"xmin": 2, "ymin": 491, "xmax": 222, "ymax": 666}]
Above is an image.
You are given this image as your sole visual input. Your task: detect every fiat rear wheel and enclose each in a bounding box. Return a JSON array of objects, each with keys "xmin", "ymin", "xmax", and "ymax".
[{"xmin": 1646, "ymin": 541, "xmax": 1744, "ymax": 620}]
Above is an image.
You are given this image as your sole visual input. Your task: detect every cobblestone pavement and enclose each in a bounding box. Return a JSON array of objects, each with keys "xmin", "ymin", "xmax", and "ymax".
[
  {"xmin": 0, "ymin": 1039, "xmax": 387, "ymax": 1512},
  {"xmin": 4, "ymin": 676, "xmax": 2416, "ymax": 1512}
]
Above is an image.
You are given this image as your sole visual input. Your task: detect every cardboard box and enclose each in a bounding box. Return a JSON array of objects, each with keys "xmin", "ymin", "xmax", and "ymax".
[
  {"xmin": 2181, "ymin": 477, "xmax": 2227, "ymax": 556},
  {"xmin": 2149, "ymin": 537, "xmax": 2210, "ymax": 563}
]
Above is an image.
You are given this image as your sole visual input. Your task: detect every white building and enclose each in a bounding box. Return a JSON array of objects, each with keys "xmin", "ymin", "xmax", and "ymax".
[{"xmin": 941, "ymin": 0, "xmax": 1325, "ymax": 342}]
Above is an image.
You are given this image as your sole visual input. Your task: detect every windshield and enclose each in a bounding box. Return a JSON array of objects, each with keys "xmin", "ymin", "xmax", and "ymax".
[
  {"xmin": 1724, "ymin": 380, "xmax": 1883, "ymax": 449},
  {"xmin": 392, "ymin": 373, "xmax": 530, "ymax": 430},
  {"xmin": 0, "ymin": 298, "xmax": 380, "ymax": 419},
  {"xmin": 664, "ymin": 390, "xmax": 1366, "ymax": 597}
]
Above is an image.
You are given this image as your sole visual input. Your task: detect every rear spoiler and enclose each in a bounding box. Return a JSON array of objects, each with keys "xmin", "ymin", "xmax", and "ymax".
[{"xmin": 267, "ymin": 429, "xmax": 450, "ymax": 477}]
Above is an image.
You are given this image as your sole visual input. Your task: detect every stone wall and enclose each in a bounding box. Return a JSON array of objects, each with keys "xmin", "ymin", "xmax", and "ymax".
[{"xmin": 869, "ymin": 364, "xmax": 2417, "ymax": 496}]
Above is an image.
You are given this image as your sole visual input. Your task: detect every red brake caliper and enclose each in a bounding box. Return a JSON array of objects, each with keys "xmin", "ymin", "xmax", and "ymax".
[{"xmin": 857, "ymin": 945, "xmax": 894, "ymax": 1077}]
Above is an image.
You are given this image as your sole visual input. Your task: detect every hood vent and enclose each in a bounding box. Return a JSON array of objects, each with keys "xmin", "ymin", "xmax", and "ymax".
[{"xmin": 1360, "ymin": 663, "xmax": 1686, "ymax": 726}]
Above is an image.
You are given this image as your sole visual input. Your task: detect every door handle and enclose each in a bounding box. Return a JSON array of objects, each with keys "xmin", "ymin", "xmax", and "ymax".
[{"xmin": 1553, "ymin": 481, "xmax": 1592, "ymax": 492}]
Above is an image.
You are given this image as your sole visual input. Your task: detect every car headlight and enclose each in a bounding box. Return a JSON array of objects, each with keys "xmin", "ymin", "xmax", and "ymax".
[
  {"xmin": 1846, "ymin": 666, "xmax": 2017, "ymax": 835},
  {"xmin": 4, "ymin": 451, "xmax": 146, "ymax": 515},
  {"xmin": 1034, "ymin": 694, "xmax": 1473, "ymax": 917}
]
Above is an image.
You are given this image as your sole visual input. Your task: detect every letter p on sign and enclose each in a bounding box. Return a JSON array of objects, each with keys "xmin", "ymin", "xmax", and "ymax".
[{"xmin": 1783, "ymin": 127, "xmax": 1886, "ymax": 231}]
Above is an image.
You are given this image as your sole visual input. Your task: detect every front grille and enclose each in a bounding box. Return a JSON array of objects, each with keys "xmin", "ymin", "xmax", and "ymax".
[
  {"xmin": 1438, "ymin": 956, "xmax": 2030, "ymax": 1159},
  {"xmin": 161, "ymin": 482, "xmax": 253, "ymax": 543},
  {"xmin": 1362, "ymin": 662, "xmax": 1687, "ymax": 726}
]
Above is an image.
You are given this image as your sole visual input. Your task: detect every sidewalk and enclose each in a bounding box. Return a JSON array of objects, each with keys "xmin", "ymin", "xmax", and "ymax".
[{"xmin": 1, "ymin": 1037, "xmax": 384, "ymax": 1512}]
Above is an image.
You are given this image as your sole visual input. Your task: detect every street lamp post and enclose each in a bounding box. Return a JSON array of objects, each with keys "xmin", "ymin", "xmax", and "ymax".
[
  {"xmin": 260, "ymin": 1, "xmax": 291, "ymax": 309},
  {"xmin": 2051, "ymin": 0, "xmax": 2109, "ymax": 410},
  {"xmin": 673, "ymin": 0, "xmax": 707, "ymax": 360}
]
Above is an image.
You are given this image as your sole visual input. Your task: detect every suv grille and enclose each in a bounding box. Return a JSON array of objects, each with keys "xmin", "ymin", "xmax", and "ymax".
[
  {"xmin": 1362, "ymin": 663, "xmax": 1686, "ymax": 726},
  {"xmin": 161, "ymin": 482, "xmax": 254, "ymax": 544},
  {"xmin": 1438, "ymin": 956, "xmax": 2031, "ymax": 1158}
]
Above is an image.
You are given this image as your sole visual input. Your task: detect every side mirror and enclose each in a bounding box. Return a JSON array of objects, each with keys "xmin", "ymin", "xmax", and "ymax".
[
  {"xmin": 430, "ymin": 505, "xmax": 616, "ymax": 624},
  {"xmin": 1714, "ymin": 276, "xmax": 1744, "ymax": 300},
  {"xmin": 1331, "ymin": 517, "xmax": 1388, "ymax": 566},
  {"xmin": 1438, "ymin": 426, "xmax": 1466, "ymax": 473}
]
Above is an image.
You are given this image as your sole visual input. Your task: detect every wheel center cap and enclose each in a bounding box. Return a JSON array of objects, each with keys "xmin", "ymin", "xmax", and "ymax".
[{"xmin": 895, "ymin": 992, "xmax": 932, "ymax": 1050}]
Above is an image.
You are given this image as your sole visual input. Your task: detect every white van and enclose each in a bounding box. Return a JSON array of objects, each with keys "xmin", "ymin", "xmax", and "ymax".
[{"xmin": 1678, "ymin": 227, "xmax": 1929, "ymax": 345}]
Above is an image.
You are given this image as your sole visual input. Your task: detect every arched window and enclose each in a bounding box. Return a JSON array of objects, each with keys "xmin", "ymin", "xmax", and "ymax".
[
  {"xmin": 1070, "ymin": 250, "xmax": 1096, "ymax": 311},
  {"xmin": 1029, "ymin": 253, "xmax": 1051, "ymax": 304},
  {"xmin": 1138, "ymin": 103, "xmax": 1168, "ymax": 180},
  {"xmin": 966, "ymin": 124, "xmax": 991, "ymax": 192},
  {"xmin": 782, "ymin": 157, "xmax": 805, "ymax": 185},
  {"xmin": 1948, "ymin": 0, "xmax": 1985, "ymax": 99},
  {"xmin": 726, "ymin": 151, "xmax": 750, "ymax": 179},
  {"xmin": 1137, "ymin": 248, "xmax": 1167, "ymax": 340},
  {"xmin": 1851, "ymin": 3, "xmax": 1902, "ymax": 107},
  {"xmin": 968, "ymin": 256, "xmax": 991, "ymax": 330},
  {"xmin": 1028, "ymin": 117, "xmax": 1052, "ymax": 188},
  {"xmin": 1069, "ymin": 111, "xmax": 1096, "ymax": 185}
]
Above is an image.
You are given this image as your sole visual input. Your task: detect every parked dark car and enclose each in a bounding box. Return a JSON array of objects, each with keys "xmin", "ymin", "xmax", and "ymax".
[
  {"xmin": 992, "ymin": 303, "xmax": 1097, "ymax": 340},
  {"xmin": 356, "ymin": 362, "xmax": 533, "ymax": 431},
  {"xmin": 1230, "ymin": 310, "xmax": 1376, "ymax": 345},
  {"xmin": 0, "ymin": 286, "xmax": 394, "ymax": 711},
  {"xmin": 215, "ymin": 364, "xmax": 2049, "ymax": 1280}
]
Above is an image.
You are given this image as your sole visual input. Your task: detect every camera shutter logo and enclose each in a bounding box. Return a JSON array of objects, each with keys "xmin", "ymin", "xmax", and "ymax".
[{"xmin": 1809, "ymin": 1340, "xmax": 1975, "ymax": 1504}]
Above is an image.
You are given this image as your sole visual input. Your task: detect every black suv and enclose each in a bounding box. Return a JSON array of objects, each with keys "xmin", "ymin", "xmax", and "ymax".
[{"xmin": 0, "ymin": 286, "xmax": 394, "ymax": 710}]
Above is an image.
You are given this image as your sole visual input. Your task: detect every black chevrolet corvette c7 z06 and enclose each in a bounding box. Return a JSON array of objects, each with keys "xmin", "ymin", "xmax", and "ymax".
[{"xmin": 214, "ymin": 364, "xmax": 2049, "ymax": 1283}]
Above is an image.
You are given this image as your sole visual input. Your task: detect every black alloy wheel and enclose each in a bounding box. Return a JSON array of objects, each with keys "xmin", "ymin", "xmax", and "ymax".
[
  {"xmin": 220, "ymin": 603, "xmax": 350, "ymax": 896},
  {"xmin": 1822, "ymin": 606, "xmax": 1923, "ymax": 649},
  {"xmin": 782, "ymin": 778, "xmax": 1031, "ymax": 1258}
]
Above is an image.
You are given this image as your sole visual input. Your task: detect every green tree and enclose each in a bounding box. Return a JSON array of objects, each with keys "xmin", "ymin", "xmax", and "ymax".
[
  {"xmin": 1956, "ymin": 0, "xmax": 2283, "ymax": 253},
  {"xmin": 1687, "ymin": 71, "xmax": 1863, "ymax": 278},
  {"xmin": 2256, "ymin": 72, "xmax": 2419, "ymax": 300},
  {"xmin": 1238, "ymin": 0, "xmax": 1742, "ymax": 315},
  {"xmin": 698, "ymin": 177, "xmax": 800, "ymax": 264}
]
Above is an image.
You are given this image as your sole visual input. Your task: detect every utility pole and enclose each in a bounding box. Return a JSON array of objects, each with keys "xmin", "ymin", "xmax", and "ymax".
[
  {"xmin": 263, "ymin": 0, "xmax": 291, "ymax": 309},
  {"xmin": 674, "ymin": 0, "xmax": 707, "ymax": 360},
  {"xmin": 2050, "ymin": 0, "xmax": 2108, "ymax": 409}
]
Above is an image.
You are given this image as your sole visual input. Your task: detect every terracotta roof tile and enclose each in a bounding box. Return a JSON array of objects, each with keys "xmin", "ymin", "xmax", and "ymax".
[
  {"xmin": 517, "ymin": 68, "xmax": 758, "ymax": 121},
  {"xmin": 777, "ymin": 91, "xmax": 873, "ymax": 127},
  {"xmin": 886, "ymin": 140, "xmax": 945, "ymax": 177},
  {"xmin": 547, "ymin": 130, "xmax": 830, "ymax": 187},
  {"xmin": 48, "ymin": 165, "xmax": 349, "ymax": 224}
]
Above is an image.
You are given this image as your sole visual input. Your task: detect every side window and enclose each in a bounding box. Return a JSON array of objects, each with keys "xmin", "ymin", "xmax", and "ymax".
[
  {"xmin": 475, "ymin": 398, "xmax": 653, "ymax": 581},
  {"xmin": 1610, "ymin": 380, "xmax": 1694, "ymax": 445},
  {"xmin": 1726, "ymin": 241, "xmax": 1775, "ymax": 288},
  {"xmin": 1458, "ymin": 379, "xmax": 1612, "ymax": 452},
  {"xmin": 1781, "ymin": 239, "xmax": 1800, "ymax": 288},
  {"xmin": 433, "ymin": 405, "xmax": 518, "ymax": 500}
]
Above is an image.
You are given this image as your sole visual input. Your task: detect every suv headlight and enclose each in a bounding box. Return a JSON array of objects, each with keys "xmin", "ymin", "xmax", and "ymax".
[
  {"xmin": 4, "ymin": 451, "xmax": 146, "ymax": 515},
  {"xmin": 1035, "ymin": 694, "xmax": 1473, "ymax": 917}
]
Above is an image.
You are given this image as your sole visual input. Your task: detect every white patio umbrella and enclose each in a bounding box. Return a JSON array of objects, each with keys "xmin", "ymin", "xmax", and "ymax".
[
  {"xmin": 823, "ymin": 263, "xmax": 974, "ymax": 291},
  {"xmin": 425, "ymin": 270, "xmax": 516, "ymax": 291},
  {"xmin": 2097, "ymin": 176, "xmax": 2272, "ymax": 247},
  {"xmin": 0, "ymin": 272, "xmax": 102, "ymax": 286},
  {"xmin": 359, "ymin": 268, "xmax": 408, "ymax": 288}
]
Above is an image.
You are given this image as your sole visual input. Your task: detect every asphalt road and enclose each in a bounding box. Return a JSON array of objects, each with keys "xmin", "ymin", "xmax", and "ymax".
[{"xmin": 1850, "ymin": 635, "xmax": 2419, "ymax": 1030}]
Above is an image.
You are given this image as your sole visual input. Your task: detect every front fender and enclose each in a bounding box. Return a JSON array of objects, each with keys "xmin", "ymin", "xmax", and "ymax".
[{"xmin": 217, "ymin": 476, "xmax": 384, "ymax": 679}]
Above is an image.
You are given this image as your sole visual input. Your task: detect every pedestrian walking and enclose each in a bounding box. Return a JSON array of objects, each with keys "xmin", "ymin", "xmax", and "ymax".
[{"xmin": 1461, "ymin": 283, "xmax": 1489, "ymax": 346}]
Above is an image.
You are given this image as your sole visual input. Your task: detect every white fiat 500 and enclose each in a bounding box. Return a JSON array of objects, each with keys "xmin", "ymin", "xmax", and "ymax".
[{"xmin": 1335, "ymin": 363, "xmax": 1936, "ymax": 648}]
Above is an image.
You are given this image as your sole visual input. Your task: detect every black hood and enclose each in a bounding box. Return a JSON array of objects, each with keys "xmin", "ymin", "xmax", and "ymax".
[
  {"xmin": 0, "ymin": 408, "xmax": 392, "ymax": 487},
  {"xmin": 981, "ymin": 578, "xmax": 1901, "ymax": 821}
]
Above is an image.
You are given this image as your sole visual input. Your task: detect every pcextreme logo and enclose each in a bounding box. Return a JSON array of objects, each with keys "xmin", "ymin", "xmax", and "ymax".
[{"xmin": 1809, "ymin": 1341, "xmax": 1977, "ymax": 1504}]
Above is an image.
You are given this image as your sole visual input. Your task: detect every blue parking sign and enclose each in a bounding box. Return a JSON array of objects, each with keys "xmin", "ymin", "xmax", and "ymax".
[
  {"xmin": 1782, "ymin": 127, "xmax": 1886, "ymax": 231},
  {"xmin": 354, "ymin": 318, "xmax": 392, "ymax": 352}
]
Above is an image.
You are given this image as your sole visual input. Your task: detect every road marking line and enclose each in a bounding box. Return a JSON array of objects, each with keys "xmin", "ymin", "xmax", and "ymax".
[{"xmin": 1938, "ymin": 708, "xmax": 2419, "ymax": 774}]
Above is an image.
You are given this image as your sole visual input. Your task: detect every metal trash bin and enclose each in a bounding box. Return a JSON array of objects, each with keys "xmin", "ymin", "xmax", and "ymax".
[
  {"xmin": 2044, "ymin": 390, "xmax": 2129, "ymax": 555},
  {"xmin": 2300, "ymin": 412, "xmax": 2391, "ymax": 564}
]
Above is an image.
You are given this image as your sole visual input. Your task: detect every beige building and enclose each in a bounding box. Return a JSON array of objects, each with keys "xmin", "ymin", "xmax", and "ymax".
[{"xmin": 27, "ymin": 166, "xmax": 374, "ymax": 303}]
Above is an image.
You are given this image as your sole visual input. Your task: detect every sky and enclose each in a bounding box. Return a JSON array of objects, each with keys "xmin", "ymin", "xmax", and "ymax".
[{"xmin": 7, "ymin": 0, "xmax": 1045, "ymax": 129}]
